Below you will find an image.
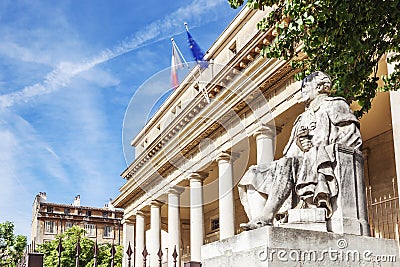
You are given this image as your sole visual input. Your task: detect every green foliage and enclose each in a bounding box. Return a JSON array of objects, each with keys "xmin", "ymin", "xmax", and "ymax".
[
  {"xmin": 0, "ymin": 221, "xmax": 27, "ymax": 266},
  {"xmin": 37, "ymin": 226, "xmax": 122, "ymax": 267},
  {"xmin": 86, "ymin": 243, "xmax": 123, "ymax": 267},
  {"xmin": 229, "ymin": 0, "xmax": 400, "ymax": 117}
]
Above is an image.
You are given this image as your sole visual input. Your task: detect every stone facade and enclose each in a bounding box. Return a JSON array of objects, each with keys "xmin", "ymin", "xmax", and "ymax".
[
  {"xmin": 30, "ymin": 192, "xmax": 123, "ymax": 245},
  {"xmin": 113, "ymin": 6, "xmax": 400, "ymax": 267}
]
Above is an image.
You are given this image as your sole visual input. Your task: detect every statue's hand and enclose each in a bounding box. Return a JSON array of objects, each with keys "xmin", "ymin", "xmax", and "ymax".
[{"xmin": 296, "ymin": 129, "xmax": 313, "ymax": 152}]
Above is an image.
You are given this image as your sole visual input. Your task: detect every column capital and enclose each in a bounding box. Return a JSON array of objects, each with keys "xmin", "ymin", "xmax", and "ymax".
[
  {"xmin": 168, "ymin": 186, "xmax": 185, "ymax": 196},
  {"xmin": 150, "ymin": 199, "xmax": 164, "ymax": 207},
  {"xmin": 135, "ymin": 210, "xmax": 147, "ymax": 217},
  {"xmin": 253, "ymin": 124, "xmax": 280, "ymax": 139},
  {"xmin": 121, "ymin": 217, "xmax": 135, "ymax": 225},
  {"xmin": 216, "ymin": 151, "xmax": 240, "ymax": 163},
  {"xmin": 188, "ymin": 172, "xmax": 208, "ymax": 182}
]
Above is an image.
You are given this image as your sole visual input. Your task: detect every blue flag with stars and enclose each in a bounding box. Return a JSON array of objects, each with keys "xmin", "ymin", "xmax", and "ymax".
[{"xmin": 186, "ymin": 28, "xmax": 209, "ymax": 69}]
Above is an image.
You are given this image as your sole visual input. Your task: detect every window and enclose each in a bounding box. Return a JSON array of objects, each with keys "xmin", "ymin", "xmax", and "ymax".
[
  {"xmin": 104, "ymin": 226, "xmax": 113, "ymax": 238},
  {"xmin": 65, "ymin": 222, "xmax": 73, "ymax": 229},
  {"xmin": 84, "ymin": 224, "xmax": 96, "ymax": 236},
  {"xmin": 86, "ymin": 210, "xmax": 91, "ymax": 217},
  {"xmin": 211, "ymin": 218, "xmax": 219, "ymax": 231},
  {"xmin": 46, "ymin": 206, "xmax": 53, "ymax": 213},
  {"xmin": 102, "ymin": 211, "xmax": 108, "ymax": 218},
  {"xmin": 64, "ymin": 208, "xmax": 70, "ymax": 215},
  {"xmin": 44, "ymin": 221, "xmax": 55, "ymax": 234}
]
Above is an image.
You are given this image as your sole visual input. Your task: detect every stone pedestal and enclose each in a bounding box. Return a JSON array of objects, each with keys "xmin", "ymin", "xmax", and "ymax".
[
  {"xmin": 201, "ymin": 226, "xmax": 399, "ymax": 266},
  {"xmin": 328, "ymin": 145, "xmax": 370, "ymax": 236},
  {"xmin": 282, "ymin": 208, "xmax": 327, "ymax": 232}
]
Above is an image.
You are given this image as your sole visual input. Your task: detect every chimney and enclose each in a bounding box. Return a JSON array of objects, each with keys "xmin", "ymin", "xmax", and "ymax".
[
  {"xmin": 73, "ymin": 195, "xmax": 81, "ymax": 206},
  {"xmin": 38, "ymin": 192, "xmax": 47, "ymax": 202},
  {"xmin": 107, "ymin": 198, "xmax": 115, "ymax": 211}
]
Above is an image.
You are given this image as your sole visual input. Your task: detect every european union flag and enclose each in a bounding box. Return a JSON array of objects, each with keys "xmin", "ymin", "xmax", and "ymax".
[{"xmin": 186, "ymin": 25, "xmax": 209, "ymax": 69}]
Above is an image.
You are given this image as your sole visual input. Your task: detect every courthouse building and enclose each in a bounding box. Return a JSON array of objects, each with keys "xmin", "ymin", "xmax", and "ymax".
[
  {"xmin": 113, "ymin": 7, "xmax": 400, "ymax": 267},
  {"xmin": 31, "ymin": 192, "xmax": 123, "ymax": 245}
]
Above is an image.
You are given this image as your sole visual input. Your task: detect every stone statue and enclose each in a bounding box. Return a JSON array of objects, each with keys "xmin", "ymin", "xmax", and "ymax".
[{"xmin": 239, "ymin": 71, "xmax": 362, "ymax": 230}]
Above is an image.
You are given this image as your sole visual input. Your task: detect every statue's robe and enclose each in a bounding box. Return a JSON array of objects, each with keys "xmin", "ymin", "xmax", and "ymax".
[{"xmin": 239, "ymin": 94, "xmax": 362, "ymax": 219}]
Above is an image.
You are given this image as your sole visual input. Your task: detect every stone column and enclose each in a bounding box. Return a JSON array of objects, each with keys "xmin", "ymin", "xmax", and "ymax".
[
  {"xmin": 390, "ymin": 91, "xmax": 400, "ymax": 208},
  {"xmin": 122, "ymin": 218, "xmax": 134, "ymax": 267},
  {"xmin": 253, "ymin": 124, "xmax": 276, "ymax": 165},
  {"xmin": 150, "ymin": 200, "xmax": 163, "ymax": 267},
  {"xmin": 135, "ymin": 211, "xmax": 145, "ymax": 267},
  {"xmin": 189, "ymin": 172, "xmax": 208, "ymax": 262},
  {"xmin": 217, "ymin": 151, "xmax": 235, "ymax": 240},
  {"xmin": 168, "ymin": 187, "xmax": 184, "ymax": 267},
  {"xmin": 245, "ymin": 125, "xmax": 276, "ymax": 220}
]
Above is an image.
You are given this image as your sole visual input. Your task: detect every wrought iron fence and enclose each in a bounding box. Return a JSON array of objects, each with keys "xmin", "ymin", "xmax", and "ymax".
[
  {"xmin": 366, "ymin": 178, "xmax": 400, "ymax": 242},
  {"xmin": 19, "ymin": 240, "xmax": 180, "ymax": 267},
  {"xmin": 138, "ymin": 244, "xmax": 179, "ymax": 267},
  {"xmin": 19, "ymin": 239, "xmax": 120, "ymax": 267}
]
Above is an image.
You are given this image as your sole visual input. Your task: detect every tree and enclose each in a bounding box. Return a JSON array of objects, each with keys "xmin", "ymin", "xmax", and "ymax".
[
  {"xmin": 0, "ymin": 221, "xmax": 27, "ymax": 266},
  {"xmin": 86, "ymin": 243, "xmax": 123, "ymax": 267},
  {"xmin": 229, "ymin": 0, "xmax": 400, "ymax": 116},
  {"xmin": 37, "ymin": 226, "xmax": 122, "ymax": 267}
]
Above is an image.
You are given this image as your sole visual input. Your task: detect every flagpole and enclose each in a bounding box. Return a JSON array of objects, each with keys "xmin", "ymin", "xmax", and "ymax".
[
  {"xmin": 184, "ymin": 22, "xmax": 210, "ymax": 103},
  {"xmin": 195, "ymin": 63, "xmax": 211, "ymax": 104},
  {"xmin": 171, "ymin": 38, "xmax": 188, "ymax": 68}
]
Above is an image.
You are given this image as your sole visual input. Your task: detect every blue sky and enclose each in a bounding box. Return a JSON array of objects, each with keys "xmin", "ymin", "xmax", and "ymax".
[{"xmin": 0, "ymin": 0, "xmax": 240, "ymax": 237}]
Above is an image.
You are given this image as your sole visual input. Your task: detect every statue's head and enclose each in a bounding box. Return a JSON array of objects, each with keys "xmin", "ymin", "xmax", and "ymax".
[{"xmin": 300, "ymin": 71, "xmax": 332, "ymax": 104}]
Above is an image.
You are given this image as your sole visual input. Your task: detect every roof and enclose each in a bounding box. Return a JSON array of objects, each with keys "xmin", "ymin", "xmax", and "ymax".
[{"xmin": 40, "ymin": 201, "xmax": 123, "ymax": 213}]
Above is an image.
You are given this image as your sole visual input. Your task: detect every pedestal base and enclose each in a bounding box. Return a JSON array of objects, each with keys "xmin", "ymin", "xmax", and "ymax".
[
  {"xmin": 201, "ymin": 226, "xmax": 399, "ymax": 266},
  {"xmin": 280, "ymin": 208, "xmax": 327, "ymax": 232}
]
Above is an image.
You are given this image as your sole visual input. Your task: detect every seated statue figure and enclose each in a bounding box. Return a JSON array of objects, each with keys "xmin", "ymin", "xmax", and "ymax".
[{"xmin": 238, "ymin": 71, "xmax": 362, "ymax": 230}]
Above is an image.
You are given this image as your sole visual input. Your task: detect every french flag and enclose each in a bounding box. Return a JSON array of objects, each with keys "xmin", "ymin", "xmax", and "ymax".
[{"xmin": 171, "ymin": 38, "xmax": 187, "ymax": 89}]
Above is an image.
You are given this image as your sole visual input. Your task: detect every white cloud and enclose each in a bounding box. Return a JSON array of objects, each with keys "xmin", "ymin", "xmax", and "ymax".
[
  {"xmin": 0, "ymin": 0, "xmax": 233, "ymax": 237},
  {"xmin": 0, "ymin": 110, "xmax": 70, "ymax": 236},
  {"xmin": 0, "ymin": 0, "xmax": 227, "ymax": 108}
]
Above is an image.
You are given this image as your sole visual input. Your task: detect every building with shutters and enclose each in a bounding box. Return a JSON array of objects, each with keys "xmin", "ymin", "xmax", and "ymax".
[{"xmin": 31, "ymin": 192, "xmax": 123, "ymax": 245}]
